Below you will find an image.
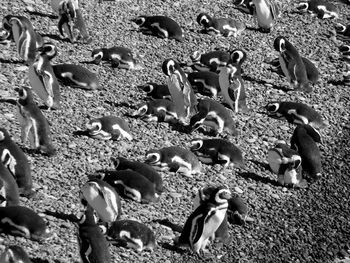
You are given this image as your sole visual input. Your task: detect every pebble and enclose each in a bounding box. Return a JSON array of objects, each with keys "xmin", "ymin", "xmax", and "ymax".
[
  {"xmin": 271, "ymin": 194, "xmax": 280, "ymax": 199},
  {"xmin": 234, "ymin": 186, "xmax": 243, "ymax": 194}
]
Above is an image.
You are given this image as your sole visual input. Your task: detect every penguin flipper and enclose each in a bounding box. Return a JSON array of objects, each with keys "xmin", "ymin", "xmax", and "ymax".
[
  {"xmin": 29, "ymin": 66, "xmax": 53, "ymax": 108},
  {"xmin": 168, "ymin": 75, "xmax": 186, "ymax": 122},
  {"xmin": 219, "ymin": 68, "xmax": 235, "ymax": 111}
]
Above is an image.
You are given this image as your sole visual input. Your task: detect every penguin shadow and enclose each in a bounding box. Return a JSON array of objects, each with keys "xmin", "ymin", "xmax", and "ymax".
[
  {"xmin": 328, "ymin": 79, "xmax": 345, "ymax": 86},
  {"xmin": 158, "ymin": 241, "xmax": 187, "ymax": 253},
  {"xmin": 168, "ymin": 122, "xmax": 192, "ymax": 134},
  {"xmin": 31, "ymin": 258, "xmax": 58, "ymax": 263},
  {"xmin": 105, "ymin": 100, "xmax": 135, "ymax": 110},
  {"xmin": 0, "ymin": 58, "xmax": 24, "ymax": 64},
  {"xmin": 249, "ymin": 159, "xmax": 271, "ymax": 172},
  {"xmin": 0, "ymin": 98, "xmax": 17, "ymax": 105},
  {"xmin": 44, "ymin": 210, "xmax": 79, "ymax": 223},
  {"xmin": 73, "ymin": 129, "xmax": 90, "ymax": 138},
  {"xmin": 238, "ymin": 171, "xmax": 280, "ymax": 187},
  {"xmin": 24, "ymin": 10, "xmax": 58, "ymax": 19},
  {"xmin": 243, "ymin": 75, "xmax": 291, "ymax": 93},
  {"xmin": 40, "ymin": 33, "xmax": 71, "ymax": 43}
]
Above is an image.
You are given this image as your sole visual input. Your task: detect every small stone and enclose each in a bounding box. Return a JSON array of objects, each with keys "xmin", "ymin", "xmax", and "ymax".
[
  {"xmin": 280, "ymin": 125, "xmax": 290, "ymax": 131},
  {"xmin": 169, "ymin": 192, "xmax": 182, "ymax": 199},
  {"xmin": 68, "ymin": 143, "xmax": 76, "ymax": 149},
  {"xmin": 15, "ymin": 66, "xmax": 28, "ymax": 71},
  {"xmin": 234, "ymin": 187, "xmax": 243, "ymax": 194},
  {"xmin": 271, "ymin": 194, "xmax": 280, "ymax": 199}
]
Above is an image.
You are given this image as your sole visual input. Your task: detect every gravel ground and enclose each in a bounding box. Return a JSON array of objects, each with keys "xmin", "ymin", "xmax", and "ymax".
[{"xmin": 0, "ymin": 0, "xmax": 350, "ymax": 262}]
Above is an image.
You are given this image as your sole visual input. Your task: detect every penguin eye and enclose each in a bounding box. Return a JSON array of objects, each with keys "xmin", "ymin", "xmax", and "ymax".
[{"xmin": 0, "ymin": 131, "xmax": 4, "ymax": 141}]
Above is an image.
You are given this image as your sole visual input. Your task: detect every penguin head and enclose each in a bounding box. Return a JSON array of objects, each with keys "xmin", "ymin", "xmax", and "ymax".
[
  {"xmin": 132, "ymin": 16, "xmax": 147, "ymax": 26},
  {"xmin": 196, "ymin": 13, "xmax": 212, "ymax": 27},
  {"xmin": 230, "ymin": 49, "xmax": 247, "ymax": 66},
  {"xmin": 296, "ymin": 2, "xmax": 309, "ymax": 12},
  {"xmin": 15, "ymin": 86, "xmax": 32, "ymax": 103},
  {"xmin": 37, "ymin": 42, "xmax": 57, "ymax": 59},
  {"xmin": 0, "ymin": 128, "xmax": 9, "ymax": 142},
  {"xmin": 86, "ymin": 120, "xmax": 102, "ymax": 135},
  {"xmin": 132, "ymin": 103, "xmax": 149, "ymax": 117},
  {"xmin": 335, "ymin": 23, "xmax": 346, "ymax": 34},
  {"xmin": 91, "ymin": 48, "xmax": 104, "ymax": 64},
  {"xmin": 302, "ymin": 124, "xmax": 322, "ymax": 143},
  {"xmin": 209, "ymin": 186, "xmax": 231, "ymax": 205},
  {"xmin": 162, "ymin": 59, "xmax": 180, "ymax": 76},
  {"xmin": 190, "ymin": 51, "xmax": 202, "ymax": 62},
  {"xmin": 78, "ymin": 206, "xmax": 98, "ymax": 225},
  {"xmin": 145, "ymin": 150, "xmax": 161, "ymax": 164},
  {"xmin": 264, "ymin": 102, "xmax": 281, "ymax": 116},
  {"xmin": 141, "ymin": 83, "xmax": 155, "ymax": 93},
  {"xmin": 273, "ymin": 36, "xmax": 287, "ymax": 53},
  {"xmin": 339, "ymin": 45, "xmax": 350, "ymax": 53},
  {"xmin": 0, "ymin": 246, "xmax": 31, "ymax": 263},
  {"xmin": 2, "ymin": 15, "xmax": 13, "ymax": 31},
  {"xmin": 190, "ymin": 139, "xmax": 204, "ymax": 151}
]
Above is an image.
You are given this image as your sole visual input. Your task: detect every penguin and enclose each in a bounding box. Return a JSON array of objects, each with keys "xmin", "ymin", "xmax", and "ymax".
[
  {"xmin": 264, "ymin": 101, "xmax": 325, "ymax": 129},
  {"xmin": 290, "ymin": 124, "xmax": 322, "ymax": 181},
  {"xmin": 91, "ymin": 46, "xmax": 138, "ymax": 70},
  {"xmin": 252, "ymin": 0, "xmax": 280, "ymax": 33},
  {"xmin": 0, "ymin": 206, "xmax": 51, "ymax": 241},
  {"xmin": 218, "ymin": 63, "xmax": 249, "ymax": 113},
  {"xmin": 343, "ymin": 63, "xmax": 350, "ymax": 87},
  {"xmin": 229, "ymin": 49, "xmax": 247, "ymax": 68},
  {"xmin": 190, "ymin": 138, "xmax": 244, "ymax": 168},
  {"xmin": 85, "ymin": 115, "xmax": 133, "ymax": 141},
  {"xmin": 145, "ymin": 146, "xmax": 201, "ymax": 177},
  {"xmin": 187, "ymin": 71, "xmax": 220, "ymax": 98},
  {"xmin": 176, "ymin": 186, "xmax": 231, "ymax": 254},
  {"xmin": 267, "ymin": 143, "xmax": 306, "ymax": 187},
  {"xmin": 196, "ymin": 13, "xmax": 245, "ymax": 37},
  {"xmin": 233, "ymin": 0, "xmax": 255, "ymax": 15},
  {"xmin": 53, "ymin": 64, "xmax": 100, "ymax": 90},
  {"xmin": 192, "ymin": 186, "xmax": 230, "ymax": 243},
  {"xmin": 296, "ymin": 0, "xmax": 338, "ymax": 19},
  {"xmin": 15, "ymin": 86, "xmax": 56, "ymax": 156},
  {"xmin": 78, "ymin": 206, "xmax": 111, "ymax": 263},
  {"xmin": 131, "ymin": 99, "xmax": 178, "ymax": 123},
  {"xmin": 190, "ymin": 98, "xmax": 239, "ymax": 136},
  {"xmin": 80, "ymin": 178, "xmax": 122, "ymax": 223},
  {"xmin": 106, "ymin": 220, "xmax": 156, "ymax": 252},
  {"xmin": 0, "ymin": 162, "xmax": 20, "ymax": 206},
  {"xmin": 274, "ymin": 36, "xmax": 311, "ymax": 93},
  {"xmin": 162, "ymin": 59, "xmax": 198, "ymax": 124},
  {"xmin": 0, "ymin": 246, "xmax": 32, "ymax": 263},
  {"xmin": 340, "ymin": 45, "xmax": 350, "ymax": 63},
  {"xmin": 227, "ymin": 195, "xmax": 254, "ymax": 225},
  {"xmin": 334, "ymin": 23, "xmax": 350, "ymax": 42},
  {"xmin": 111, "ymin": 157, "xmax": 164, "ymax": 194},
  {"xmin": 2, "ymin": 15, "xmax": 42, "ymax": 65},
  {"xmin": 51, "ymin": 0, "xmax": 92, "ymax": 43},
  {"xmin": 102, "ymin": 170, "xmax": 159, "ymax": 203},
  {"xmin": 190, "ymin": 50, "xmax": 230, "ymax": 72},
  {"xmin": 132, "ymin": 15, "xmax": 184, "ymax": 42},
  {"xmin": 138, "ymin": 82, "xmax": 171, "ymax": 100},
  {"xmin": 28, "ymin": 42, "xmax": 61, "ymax": 110},
  {"xmin": 0, "ymin": 128, "xmax": 33, "ymax": 197}
]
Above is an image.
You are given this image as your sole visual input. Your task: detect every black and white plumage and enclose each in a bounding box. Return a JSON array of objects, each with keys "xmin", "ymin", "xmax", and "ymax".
[
  {"xmin": 296, "ymin": 0, "xmax": 338, "ymax": 19},
  {"xmin": 0, "ymin": 162, "xmax": 20, "ymax": 207},
  {"xmin": 28, "ymin": 42, "xmax": 61, "ymax": 110},
  {"xmin": 132, "ymin": 15, "xmax": 184, "ymax": 41},
  {"xmin": 187, "ymin": 71, "xmax": 220, "ymax": 98},
  {"xmin": 0, "ymin": 206, "xmax": 51, "ymax": 241},
  {"xmin": 106, "ymin": 220, "xmax": 156, "ymax": 252},
  {"xmin": 291, "ymin": 124, "xmax": 322, "ymax": 181},
  {"xmin": 264, "ymin": 101, "xmax": 325, "ymax": 129},
  {"xmin": 78, "ymin": 206, "xmax": 111, "ymax": 263},
  {"xmin": 145, "ymin": 146, "xmax": 201, "ymax": 177},
  {"xmin": 190, "ymin": 138, "xmax": 244, "ymax": 168},
  {"xmin": 335, "ymin": 23, "xmax": 350, "ymax": 42},
  {"xmin": 80, "ymin": 178, "xmax": 122, "ymax": 223},
  {"xmin": 15, "ymin": 86, "xmax": 56, "ymax": 156},
  {"xmin": 190, "ymin": 99, "xmax": 239, "ymax": 136},
  {"xmin": 274, "ymin": 36, "xmax": 312, "ymax": 93},
  {"xmin": 112, "ymin": 157, "xmax": 164, "ymax": 194},
  {"xmin": 196, "ymin": 13, "xmax": 245, "ymax": 37},
  {"xmin": 0, "ymin": 246, "xmax": 32, "ymax": 263},
  {"xmin": 252, "ymin": 0, "xmax": 280, "ymax": 33},
  {"xmin": 85, "ymin": 116, "xmax": 133, "ymax": 141},
  {"xmin": 131, "ymin": 99, "xmax": 178, "ymax": 123},
  {"xmin": 162, "ymin": 59, "xmax": 198, "ymax": 124},
  {"xmin": 177, "ymin": 186, "xmax": 231, "ymax": 254},
  {"xmin": 0, "ymin": 128, "xmax": 33, "ymax": 197},
  {"xmin": 138, "ymin": 82, "xmax": 171, "ymax": 100},
  {"xmin": 190, "ymin": 50, "xmax": 230, "ymax": 72}
]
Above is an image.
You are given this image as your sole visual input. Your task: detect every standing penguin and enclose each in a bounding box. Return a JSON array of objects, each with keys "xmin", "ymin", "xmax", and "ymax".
[
  {"xmin": 290, "ymin": 124, "xmax": 322, "ymax": 181},
  {"xmin": 0, "ymin": 246, "xmax": 32, "ymax": 263},
  {"xmin": 15, "ymin": 86, "xmax": 56, "ymax": 156},
  {"xmin": 132, "ymin": 15, "xmax": 184, "ymax": 41},
  {"xmin": 80, "ymin": 178, "xmax": 122, "ymax": 223},
  {"xmin": 176, "ymin": 186, "xmax": 231, "ymax": 254},
  {"xmin": 0, "ymin": 162, "xmax": 20, "ymax": 206},
  {"xmin": 162, "ymin": 59, "xmax": 198, "ymax": 124},
  {"xmin": 0, "ymin": 128, "xmax": 33, "ymax": 197},
  {"xmin": 274, "ymin": 36, "xmax": 311, "ymax": 93},
  {"xmin": 28, "ymin": 42, "xmax": 61, "ymax": 110},
  {"xmin": 252, "ymin": 0, "xmax": 280, "ymax": 33},
  {"xmin": 78, "ymin": 206, "xmax": 111, "ymax": 263}
]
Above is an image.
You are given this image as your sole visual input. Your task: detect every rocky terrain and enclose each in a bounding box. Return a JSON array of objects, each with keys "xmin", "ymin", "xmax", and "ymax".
[{"xmin": 0, "ymin": 0, "xmax": 350, "ymax": 262}]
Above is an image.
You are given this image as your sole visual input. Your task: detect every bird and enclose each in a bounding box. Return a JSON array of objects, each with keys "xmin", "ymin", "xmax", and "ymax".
[
  {"xmin": 85, "ymin": 116, "xmax": 133, "ymax": 141},
  {"xmin": 162, "ymin": 59, "xmax": 198, "ymax": 124},
  {"xmin": 334, "ymin": 23, "xmax": 350, "ymax": 42},
  {"xmin": 252, "ymin": 0, "xmax": 280, "ymax": 33},
  {"xmin": 138, "ymin": 82, "xmax": 171, "ymax": 100},
  {"xmin": 196, "ymin": 13, "xmax": 245, "ymax": 37},
  {"xmin": 15, "ymin": 86, "xmax": 56, "ymax": 156},
  {"xmin": 0, "ymin": 128, "xmax": 33, "ymax": 197},
  {"xmin": 131, "ymin": 99, "xmax": 178, "ymax": 123},
  {"xmin": 0, "ymin": 162, "xmax": 20, "ymax": 206},
  {"xmin": 190, "ymin": 50, "xmax": 230, "ymax": 72},
  {"xmin": 176, "ymin": 186, "xmax": 231, "ymax": 255},
  {"xmin": 28, "ymin": 42, "xmax": 61, "ymax": 110},
  {"xmin": 0, "ymin": 245, "xmax": 32, "ymax": 263},
  {"xmin": 77, "ymin": 205, "xmax": 111, "ymax": 263},
  {"xmin": 296, "ymin": 0, "xmax": 338, "ymax": 19},
  {"xmin": 263, "ymin": 101, "xmax": 325, "ymax": 129},
  {"xmin": 145, "ymin": 146, "xmax": 201, "ymax": 177},
  {"xmin": 187, "ymin": 71, "xmax": 220, "ymax": 98},
  {"xmin": 132, "ymin": 15, "xmax": 184, "ymax": 41},
  {"xmin": 273, "ymin": 36, "xmax": 312, "ymax": 93}
]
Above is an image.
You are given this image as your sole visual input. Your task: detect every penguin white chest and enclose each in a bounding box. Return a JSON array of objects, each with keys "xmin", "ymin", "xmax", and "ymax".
[{"xmin": 254, "ymin": 0, "xmax": 273, "ymax": 27}]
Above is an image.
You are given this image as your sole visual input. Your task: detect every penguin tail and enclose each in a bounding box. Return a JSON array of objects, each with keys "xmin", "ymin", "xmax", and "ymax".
[{"xmin": 154, "ymin": 219, "xmax": 183, "ymax": 233}]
